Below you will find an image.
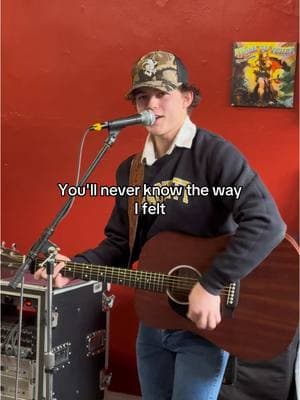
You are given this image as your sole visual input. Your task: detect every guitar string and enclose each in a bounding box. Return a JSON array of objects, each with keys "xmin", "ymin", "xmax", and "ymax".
[
  {"xmin": 50, "ymin": 259, "xmax": 232, "ymax": 294},
  {"xmin": 2, "ymin": 258, "xmax": 231, "ymax": 296},
  {"xmin": 2, "ymin": 257, "xmax": 232, "ymax": 295},
  {"xmin": 4, "ymin": 254, "xmax": 209, "ymax": 286},
  {"xmin": 3, "ymin": 255, "xmax": 232, "ymax": 295},
  {"xmin": 61, "ymin": 261, "xmax": 232, "ymax": 294}
]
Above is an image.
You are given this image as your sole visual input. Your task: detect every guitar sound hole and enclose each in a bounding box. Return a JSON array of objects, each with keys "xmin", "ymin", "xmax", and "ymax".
[{"xmin": 167, "ymin": 265, "xmax": 200, "ymax": 305}]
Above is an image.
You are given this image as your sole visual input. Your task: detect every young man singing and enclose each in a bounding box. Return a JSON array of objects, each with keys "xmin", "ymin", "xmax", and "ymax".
[{"xmin": 35, "ymin": 51, "xmax": 286, "ymax": 400}]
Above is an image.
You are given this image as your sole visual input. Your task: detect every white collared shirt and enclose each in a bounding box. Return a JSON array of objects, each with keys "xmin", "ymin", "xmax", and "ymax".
[{"xmin": 141, "ymin": 116, "xmax": 197, "ymax": 166}]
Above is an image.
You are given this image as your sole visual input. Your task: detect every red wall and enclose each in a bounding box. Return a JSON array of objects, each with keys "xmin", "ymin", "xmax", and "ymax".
[{"xmin": 2, "ymin": 0, "xmax": 298, "ymax": 395}]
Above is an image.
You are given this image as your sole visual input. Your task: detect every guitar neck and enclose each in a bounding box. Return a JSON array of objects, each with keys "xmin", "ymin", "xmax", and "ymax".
[
  {"xmin": 1, "ymin": 250, "xmax": 196, "ymax": 294},
  {"xmin": 62, "ymin": 261, "xmax": 169, "ymax": 293}
]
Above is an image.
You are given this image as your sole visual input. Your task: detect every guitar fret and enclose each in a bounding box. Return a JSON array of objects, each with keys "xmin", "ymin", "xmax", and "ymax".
[
  {"xmin": 130, "ymin": 270, "xmax": 134, "ymax": 286},
  {"xmin": 153, "ymin": 273, "xmax": 156, "ymax": 292},
  {"xmin": 83, "ymin": 265, "xmax": 90, "ymax": 280},
  {"xmin": 151, "ymin": 271, "xmax": 155, "ymax": 291},
  {"xmin": 138, "ymin": 271, "xmax": 143, "ymax": 289},
  {"xmin": 67, "ymin": 263, "xmax": 75, "ymax": 279},
  {"xmin": 158, "ymin": 273, "xmax": 163, "ymax": 292},
  {"xmin": 97, "ymin": 267, "xmax": 104, "ymax": 281},
  {"xmin": 155, "ymin": 274, "xmax": 159, "ymax": 292},
  {"xmin": 157, "ymin": 273, "xmax": 161, "ymax": 292},
  {"xmin": 154, "ymin": 272, "xmax": 159, "ymax": 292},
  {"xmin": 104, "ymin": 266, "xmax": 108, "ymax": 282},
  {"xmin": 134, "ymin": 270, "xmax": 137, "ymax": 287},
  {"xmin": 97, "ymin": 266, "xmax": 101, "ymax": 282},
  {"xmin": 148, "ymin": 272, "xmax": 152, "ymax": 290},
  {"xmin": 158, "ymin": 273, "xmax": 162, "ymax": 292},
  {"xmin": 145, "ymin": 271, "xmax": 148, "ymax": 290},
  {"xmin": 147, "ymin": 271, "xmax": 150, "ymax": 290},
  {"xmin": 128, "ymin": 270, "xmax": 132, "ymax": 285},
  {"xmin": 141, "ymin": 271, "xmax": 144, "ymax": 289},
  {"xmin": 160, "ymin": 274, "xmax": 165, "ymax": 292},
  {"xmin": 144, "ymin": 271, "xmax": 148, "ymax": 290},
  {"xmin": 101, "ymin": 267, "xmax": 106, "ymax": 281},
  {"xmin": 128, "ymin": 270, "xmax": 132, "ymax": 287},
  {"xmin": 110, "ymin": 267, "xmax": 114, "ymax": 284},
  {"xmin": 125, "ymin": 270, "xmax": 129, "ymax": 285},
  {"xmin": 120, "ymin": 269, "xmax": 124, "ymax": 284},
  {"xmin": 155, "ymin": 272, "xmax": 159, "ymax": 291},
  {"xmin": 121, "ymin": 269, "xmax": 126, "ymax": 285},
  {"xmin": 116, "ymin": 268, "xmax": 120, "ymax": 284}
]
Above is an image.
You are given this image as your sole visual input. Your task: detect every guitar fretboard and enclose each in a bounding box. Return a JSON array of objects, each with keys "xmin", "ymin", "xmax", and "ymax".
[{"xmin": 61, "ymin": 261, "xmax": 194, "ymax": 293}]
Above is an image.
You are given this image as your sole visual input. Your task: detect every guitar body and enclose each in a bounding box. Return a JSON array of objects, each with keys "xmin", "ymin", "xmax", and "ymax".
[{"xmin": 135, "ymin": 231, "xmax": 299, "ymax": 361}]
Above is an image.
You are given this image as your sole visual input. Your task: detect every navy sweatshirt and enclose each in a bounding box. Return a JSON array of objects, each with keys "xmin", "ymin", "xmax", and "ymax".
[{"xmin": 73, "ymin": 127, "xmax": 286, "ymax": 295}]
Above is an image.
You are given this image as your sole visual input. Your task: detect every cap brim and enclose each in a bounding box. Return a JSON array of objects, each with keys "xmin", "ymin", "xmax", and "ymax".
[{"xmin": 125, "ymin": 80, "xmax": 181, "ymax": 100}]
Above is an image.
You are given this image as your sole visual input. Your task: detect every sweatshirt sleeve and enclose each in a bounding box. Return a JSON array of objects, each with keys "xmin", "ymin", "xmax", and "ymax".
[
  {"xmin": 200, "ymin": 140, "xmax": 286, "ymax": 295},
  {"xmin": 72, "ymin": 157, "xmax": 132, "ymax": 268}
]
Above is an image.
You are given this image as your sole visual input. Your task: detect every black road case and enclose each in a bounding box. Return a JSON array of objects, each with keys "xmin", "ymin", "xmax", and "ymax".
[{"xmin": 1, "ymin": 278, "xmax": 109, "ymax": 400}]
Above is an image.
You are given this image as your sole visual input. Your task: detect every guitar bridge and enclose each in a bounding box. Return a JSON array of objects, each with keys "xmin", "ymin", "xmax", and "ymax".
[{"xmin": 224, "ymin": 281, "xmax": 240, "ymax": 316}]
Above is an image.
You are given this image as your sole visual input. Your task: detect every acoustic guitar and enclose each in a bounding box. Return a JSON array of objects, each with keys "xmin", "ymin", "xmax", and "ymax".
[{"xmin": 1, "ymin": 231, "xmax": 299, "ymax": 361}]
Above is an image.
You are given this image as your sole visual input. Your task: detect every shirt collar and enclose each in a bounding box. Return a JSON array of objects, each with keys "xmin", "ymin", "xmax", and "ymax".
[{"xmin": 141, "ymin": 116, "xmax": 197, "ymax": 166}]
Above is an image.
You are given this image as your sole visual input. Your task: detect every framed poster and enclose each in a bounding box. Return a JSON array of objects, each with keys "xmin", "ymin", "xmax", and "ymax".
[{"xmin": 231, "ymin": 42, "xmax": 297, "ymax": 108}]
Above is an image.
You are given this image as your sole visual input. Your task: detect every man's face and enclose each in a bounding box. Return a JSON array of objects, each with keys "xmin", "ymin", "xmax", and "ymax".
[{"xmin": 134, "ymin": 87, "xmax": 192, "ymax": 140}]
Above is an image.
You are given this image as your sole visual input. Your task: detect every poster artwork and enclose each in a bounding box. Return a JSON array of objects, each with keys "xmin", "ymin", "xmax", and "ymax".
[{"xmin": 231, "ymin": 42, "xmax": 297, "ymax": 108}]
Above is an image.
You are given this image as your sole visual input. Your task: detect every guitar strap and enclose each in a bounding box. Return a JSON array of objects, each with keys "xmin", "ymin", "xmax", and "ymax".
[{"xmin": 128, "ymin": 152, "xmax": 144, "ymax": 265}]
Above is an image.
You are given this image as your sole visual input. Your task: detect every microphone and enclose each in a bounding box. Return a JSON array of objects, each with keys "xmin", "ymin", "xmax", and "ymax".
[{"xmin": 90, "ymin": 110, "xmax": 156, "ymax": 131}]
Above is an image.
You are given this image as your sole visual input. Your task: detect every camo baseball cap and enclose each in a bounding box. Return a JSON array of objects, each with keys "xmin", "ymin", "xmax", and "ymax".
[{"xmin": 126, "ymin": 50, "xmax": 189, "ymax": 100}]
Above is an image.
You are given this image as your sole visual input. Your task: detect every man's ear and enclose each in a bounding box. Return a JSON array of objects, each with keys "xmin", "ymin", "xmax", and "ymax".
[{"xmin": 182, "ymin": 90, "xmax": 193, "ymax": 109}]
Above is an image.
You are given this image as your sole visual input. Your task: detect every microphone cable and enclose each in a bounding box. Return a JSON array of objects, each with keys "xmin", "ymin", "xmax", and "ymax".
[{"xmin": 59, "ymin": 127, "xmax": 91, "ymax": 222}]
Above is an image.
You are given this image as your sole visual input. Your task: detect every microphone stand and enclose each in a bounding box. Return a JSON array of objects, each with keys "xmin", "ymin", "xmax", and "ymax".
[{"xmin": 9, "ymin": 127, "xmax": 121, "ymax": 400}]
